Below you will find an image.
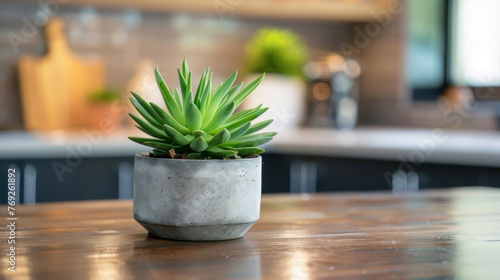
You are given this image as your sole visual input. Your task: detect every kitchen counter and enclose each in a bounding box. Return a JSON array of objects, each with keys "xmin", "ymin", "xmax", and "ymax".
[
  {"xmin": 1, "ymin": 128, "xmax": 500, "ymax": 167},
  {"xmin": 2, "ymin": 187, "xmax": 499, "ymax": 279},
  {"xmin": 268, "ymin": 128, "xmax": 500, "ymax": 168}
]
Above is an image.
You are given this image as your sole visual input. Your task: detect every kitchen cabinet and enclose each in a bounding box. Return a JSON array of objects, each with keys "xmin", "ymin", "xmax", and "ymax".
[
  {"xmin": 0, "ymin": 157, "xmax": 133, "ymax": 204},
  {"xmin": 2, "ymin": 152, "xmax": 500, "ymax": 204},
  {"xmin": 2, "ymin": 152, "xmax": 499, "ymax": 204},
  {"xmin": 262, "ymin": 152, "xmax": 500, "ymax": 193}
]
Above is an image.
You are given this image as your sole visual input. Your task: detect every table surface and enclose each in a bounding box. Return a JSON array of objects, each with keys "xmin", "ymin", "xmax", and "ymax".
[{"xmin": 2, "ymin": 187, "xmax": 500, "ymax": 279}]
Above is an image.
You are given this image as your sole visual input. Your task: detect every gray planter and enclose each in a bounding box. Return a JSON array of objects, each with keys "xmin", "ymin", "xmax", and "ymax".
[{"xmin": 133, "ymin": 153, "xmax": 262, "ymax": 241}]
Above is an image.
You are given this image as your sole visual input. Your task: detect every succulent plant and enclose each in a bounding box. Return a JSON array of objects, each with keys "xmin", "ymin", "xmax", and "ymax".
[
  {"xmin": 244, "ymin": 27, "xmax": 308, "ymax": 78},
  {"xmin": 89, "ymin": 88, "xmax": 122, "ymax": 103},
  {"xmin": 128, "ymin": 59, "xmax": 276, "ymax": 159}
]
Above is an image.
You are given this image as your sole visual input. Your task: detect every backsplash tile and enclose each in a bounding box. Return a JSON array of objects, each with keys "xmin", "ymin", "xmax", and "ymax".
[{"xmin": 0, "ymin": 3, "xmax": 354, "ymax": 130}]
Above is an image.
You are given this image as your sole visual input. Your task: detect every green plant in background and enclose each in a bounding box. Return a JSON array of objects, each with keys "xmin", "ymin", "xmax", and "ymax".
[
  {"xmin": 244, "ymin": 27, "xmax": 308, "ymax": 78},
  {"xmin": 128, "ymin": 58, "xmax": 276, "ymax": 159},
  {"xmin": 89, "ymin": 88, "xmax": 122, "ymax": 103}
]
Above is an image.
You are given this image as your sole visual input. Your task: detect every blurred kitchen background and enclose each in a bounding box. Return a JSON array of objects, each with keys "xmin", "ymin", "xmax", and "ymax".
[{"xmin": 1, "ymin": 0, "xmax": 500, "ymax": 203}]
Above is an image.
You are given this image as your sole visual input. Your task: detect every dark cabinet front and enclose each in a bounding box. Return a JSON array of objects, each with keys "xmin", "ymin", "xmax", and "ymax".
[
  {"xmin": 261, "ymin": 153, "xmax": 500, "ymax": 193},
  {"xmin": 2, "ymin": 153, "xmax": 499, "ymax": 203},
  {"xmin": 0, "ymin": 157, "xmax": 133, "ymax": 204}
]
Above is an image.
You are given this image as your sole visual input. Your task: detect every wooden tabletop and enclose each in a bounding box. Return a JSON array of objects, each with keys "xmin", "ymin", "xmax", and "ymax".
[{"xmin": 2, "ymin": 187, "xmax": 500, "ymax": 279}]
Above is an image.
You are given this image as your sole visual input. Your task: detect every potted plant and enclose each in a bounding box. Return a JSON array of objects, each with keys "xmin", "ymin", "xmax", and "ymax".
[
  {"xmin": 129, "ymin": 59, "xmax": 276, "ymax": 241},
  {"xmin": 241, "ymin": 27, "xmax": 309, "ymax": 131},
  {"xmin": 88, "ymin": 88, "xmax": 123, "ymax": 132}
]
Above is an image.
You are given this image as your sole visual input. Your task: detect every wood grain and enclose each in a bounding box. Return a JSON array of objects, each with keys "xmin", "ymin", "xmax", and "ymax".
[
  {"xmin": 62, "ymin": 0, "xmax": 391, "ymax": 22},
  {"xmin": 18, "ymin": 18, "xmax": 104, "ymax": 130},
  {"xmin": 1, "ymin": 187, "xmax": 500, "ymax": 279}
]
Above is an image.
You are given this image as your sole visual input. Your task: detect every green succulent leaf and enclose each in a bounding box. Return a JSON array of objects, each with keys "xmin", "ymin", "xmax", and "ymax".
[
  {"xmin": 199, "ymin": 72, "xmax": 213, "ymax": 115},
  {"xmin": 223, "ymin": 107, "xmax": 268, "ymax": 132},
  {"xmin": 229, "ymin": 122, "xmax": 251, "ymax": 139},
  {"xmin": 206, "ymin": 146, "xmax": 237, "ymax": 158},
  {"xmin": 245, "ymin": 119, "xmax": 274, "ymax": 135},
  {"xmin": 192, "ymin": 130, "xmax": 206, "ymax": 138},
  {"xmin": 143, "ymin": 141, "xmax": 180, "ymax": 151},
  {"xmin": 219, "ymin": 82, "xmax": 244, "ymax": 111},
  {"xmin": 222, "ymin": 137, "xmax": 273, "ymax": 148},
  {"xmin": 135, "ymin": 126, "xmax": 152, "ymax": 138},
  {"xmin": 233, "ymin": 73, "xmax": 265, "ymax": 107},
  {"xmin": 129, "ymin": 97, "xmax": 162, "ymax": 129},
  {"xmin": 163, "ymin": 124, "xmax": 193, "ymax": 145},
  {"xmin": 185, "ymin": 102, "xmax": 202, "ymax": 131},
  {"xmin": 173, "ymin": 88, "xmax": 183, "ymax": 112},
  {"xmin": 209, "ymin": 128, "xmax": 230, "ymax": 147},
  {"xmin": 128, "ymin": 137, "xmax": 171, "ymax": 145},
  {"xmin": 233, "ymin": 147, "xmax": 265, "ymax": 157},
  {"xmin": 182, "ymin": 57, "xmax": 189, "ymax": 79},
  {"xmin": 130, "ymin": 92, "xmax": 165, "ymax": 126},
  {"xmin": 233, "ymin": 132, "xmax": 278, "ymax": 142},
  {"xmin": 149, "ymin": 102, "xmax": 190, "ymax": 135},
  {"xmin": 190, "ymin": 136, "xmax": 208, "ymax": 152},
  {"xmin": 129, "ymin": 113, "xmax": 170, "ymax": 140},
  {"xmin": 204, "ymin": 134, "xmax": 213, "ymax": 142},
  {"xmin": 188, "ymin": 153, "xmax": 202, "ymax": 159},
  {"xmin": 226, "ymin": 105, "xmax": 262, "ymax": 123},
  {"xmin": 177, "ymin": 68, "xmax": 187, "ymax": 99},
  {"xmin": 202, "ymin": 71, "xmax": 237, "ymax": 126},
  {"xmin": 152, "ymin": 149, "xmax": 170, "ymax": 157},
  {"xmin": 184, "ymin": 71, "xmax": 192, "ymax": 109},
  {"xmin": 194, "ymin": 68, "xmax": 209, "ymax": 107},
  {"xmin": 203, "ymin": 101, "xmax": 236, "ymax": 133},
  {"xmin": 155, "ymin": 67, "xmax": 186, "ymax": 125}
]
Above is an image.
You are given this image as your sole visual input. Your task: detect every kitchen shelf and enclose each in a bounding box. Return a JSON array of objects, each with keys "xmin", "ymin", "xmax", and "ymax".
[{"xmin": 65, "ymin": 0, "xmax": 392, "ymax": 22}]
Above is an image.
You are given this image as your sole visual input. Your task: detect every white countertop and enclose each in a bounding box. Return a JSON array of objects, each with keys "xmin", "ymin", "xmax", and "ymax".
[
  {"xmin": 266, "ymin": 128, "xmax": 500, "ymax": 167},
  {"xmin": 1, "ymin": 128, "xmax": 499, "ymax": 167}
]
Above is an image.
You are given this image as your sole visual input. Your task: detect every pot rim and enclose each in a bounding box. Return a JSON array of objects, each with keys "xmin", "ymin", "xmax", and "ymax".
[{"xmin": 135, "ymin": 152, "xmax": 261, "ymax": 162}]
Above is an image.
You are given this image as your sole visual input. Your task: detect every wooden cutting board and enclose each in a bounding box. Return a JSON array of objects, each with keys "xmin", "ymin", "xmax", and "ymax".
[{"xmin": 18, "ymin": 18, "xmax": 105, "ymax": 130}]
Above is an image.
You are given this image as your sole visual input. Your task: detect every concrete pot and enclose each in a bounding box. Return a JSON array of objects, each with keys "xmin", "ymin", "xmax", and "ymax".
[{"xmin": 133, "ymin": 153, "xmax": 262, "ymax": 241}]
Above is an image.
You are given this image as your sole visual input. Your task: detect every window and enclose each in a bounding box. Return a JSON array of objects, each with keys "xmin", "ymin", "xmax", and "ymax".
[
  {"xmin": 449, "ymin": 0, "xmax": 500, "ymax": 87},
  {"xmin": 406, "ymin": 0, "xmax": 447, "ymax": 100},
  {"xmin": 407, "ymin": 0, "xmax": 500, "ymax": 100}
]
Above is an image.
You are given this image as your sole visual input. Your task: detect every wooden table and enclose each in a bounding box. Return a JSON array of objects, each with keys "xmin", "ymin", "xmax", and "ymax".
[{"xmin": 2, "ymin": 187, "xmax": 500, "ymax": 279}]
